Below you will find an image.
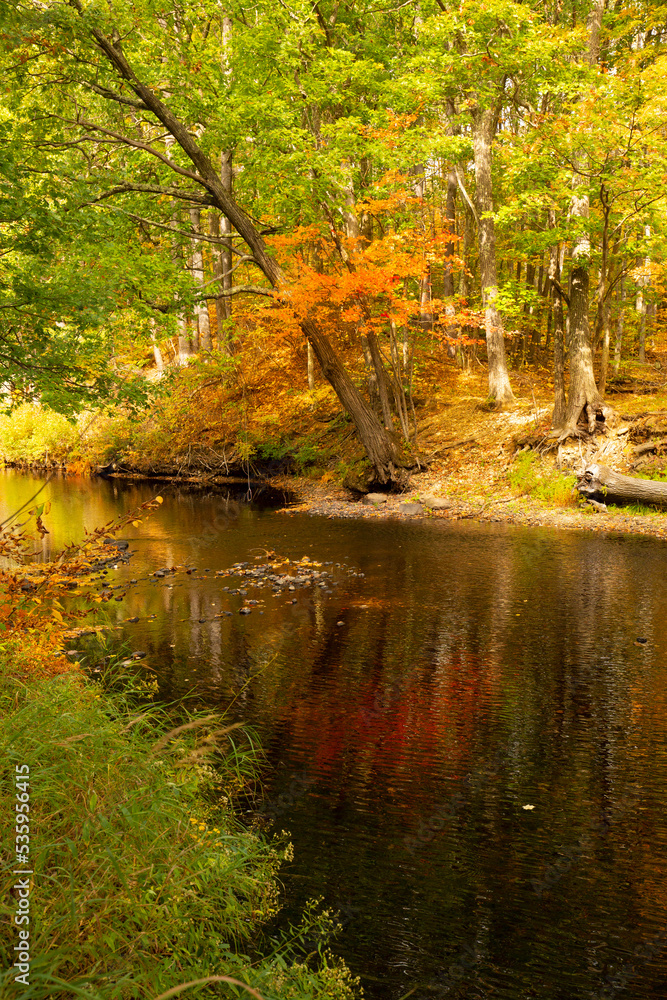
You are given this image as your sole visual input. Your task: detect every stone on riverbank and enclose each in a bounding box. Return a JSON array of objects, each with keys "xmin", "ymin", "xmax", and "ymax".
[
  {"xmin": 362, "ymin": 493, "xmax": 388, "ymax": 505},
  {"xmin": 398, "ymin": 502, "xmax": 423, "ymax": 515},
  {"xmin": 421, "ymin": 495, "xmax": 452, "ymax": 510}
]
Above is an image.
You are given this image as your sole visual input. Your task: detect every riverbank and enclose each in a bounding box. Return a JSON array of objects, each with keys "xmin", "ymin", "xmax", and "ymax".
[
  {"xmin": 271, "ymin": 474, "xmax": 667, "ymax": 539},
  {"xmin": 3, "ymin": 358, "xmax": 667, "ymax": 542}
]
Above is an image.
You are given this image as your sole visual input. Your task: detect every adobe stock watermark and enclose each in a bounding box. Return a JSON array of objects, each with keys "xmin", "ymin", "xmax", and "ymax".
[
  {"xmin": 403, "ymin": 752, "xmax": 505, "ymax": 855},
  {"xmin": 256, "ymin": 768, "xmax": 317, "ymax": 824},
  {"xmin": 189, "ymin": 497, "xmax": 242, "ymax": 555},
  {"xmin": 429, "ymin": 940, "xmax": 485, "ymax": 996},
  {"xmin": 12, "ymin": 764, "xmax": 32, "ymax": 988},
  {"xmin": 592, "ymin": 925, "xmax": 667, "ymax": 998},
  {"xmin": 531, "ymin": 784, "xmax": 642, "ymax": 898}
]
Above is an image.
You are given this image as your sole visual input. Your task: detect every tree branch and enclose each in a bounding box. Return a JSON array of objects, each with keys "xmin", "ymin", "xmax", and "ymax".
[
  {"xmin": 59, "ymin": 115, "xmax": 205, "ymax": 185},
  {"xmin": 108, "ymin": 208, "xmax": 252, "ymax": 254},
  {"xmin": 80, "ymin": 183, "xmax": 216, "ymax": 207},
  {"xmin": 454, "ymin": 166, "xmax": 479, "ymax": 225},
  {"xmin": 140, "ymin": 285, "xmax": 273, "ymax": 312},
  {"xmin": 82, "ymin": 80, "xmax": 149, "ymax": 110},
  {"xmin": 67, "ymin": 0, "xmax": 282, "ymax": 286},
  {"xmin": 205, "ymin": 285, "xmax": 273, "ymax": 298}
]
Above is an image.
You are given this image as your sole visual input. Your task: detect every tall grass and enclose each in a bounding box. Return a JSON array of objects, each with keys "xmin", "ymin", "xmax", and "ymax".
[{"xmin": 0, "ymin": 658, "xmax": 358, "ymax": 1000}]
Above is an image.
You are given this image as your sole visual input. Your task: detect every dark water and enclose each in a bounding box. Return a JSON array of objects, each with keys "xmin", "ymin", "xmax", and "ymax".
[{"xmin": 3, "ymin": 469, "xmax": 667, "ymax": 999}]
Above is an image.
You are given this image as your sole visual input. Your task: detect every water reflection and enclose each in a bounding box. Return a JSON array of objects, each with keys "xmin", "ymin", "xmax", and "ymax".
[{"xmin": 2, "ymin": 471, "xmax": 667, "ymax": 998}]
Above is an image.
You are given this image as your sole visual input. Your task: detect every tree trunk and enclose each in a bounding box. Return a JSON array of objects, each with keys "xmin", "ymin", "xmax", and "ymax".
[
  {"xmin": 177, "ymin": 315, "xmax": 192, "ymax": 364},
  {"xmin": 577, "ymin": 464, "xmax": 667, "ymax": 507},
  {"xmin": 548, "ymin": 212, "xmax": 566, "ymax": 429},
  {"xmin": 598, "ymin": 287, "xmax": 611, "ymax": 396},
  {"xmin": 559, "ymin": 0, "xmax": 609, "ymax": 436},
  {"xmin": 208, "ymin": 156, "xmax": 234, "ymax": 352},
  {"xmin": 637, "ymin": 274, "xmax": 647, "ymax": 364},
  {"xmin": 529, "ymin": 258, "xmax": 544, "ymax": 360},
  {"xmin": 189, "ymin": 207, "xmax": 212, "ymax": 352},
  {"xmin": 442, "ymin": 167, "xmax": 458, "ymax": 358},
  {"xmin": 209, "ymin": 212, "xmax": 229, "ymax": 351},
  {"xmin": 307, "ymin": 342, "xmax": 315, "ymax": 391},
  {"xmin": 613, "ymin": 266, "xmax": 624, "ymax": 373},
  {"xmin": 365, "ymin": 330, "xmax": 394, "ymax": 430},
  {"xmin": 560, "ymin": 169, "xmax": 606, "ymax": 435},
  {"xmin": 220, "ymin": 151, "xmax": 234, "ymax": 311},
  {"xmin": 472, "ymin": 108, "xmax": 513, "ymax": 403},
  {"xmin": 419, "ymin": 268, "xmax": 432, "ymax": 330},
  {"xmin": 220, "ymin": 13, "xmax": 234, "ymax": 328},
  {"xmin": 151, "ymin": 328, "xmax": 164, "ymax": 372},
  {"xmin": 302, "ymin": 318, "xmax": 404, "ymax": 483},
  {"xmin": 442, "ymin": 169, "xmax": 457, "ymax": 299},
  {"xmin": 638, "ymin": 225, "xmax": 651, "ymax": 364}
]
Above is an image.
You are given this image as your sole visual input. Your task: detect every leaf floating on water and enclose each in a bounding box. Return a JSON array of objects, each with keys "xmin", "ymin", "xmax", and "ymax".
[{"xmin": 522, "ymin": 804, "xmax": 535, "ymax": 811}]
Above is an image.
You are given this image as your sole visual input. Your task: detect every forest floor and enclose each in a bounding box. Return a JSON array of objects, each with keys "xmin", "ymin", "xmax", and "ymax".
[{"xmin": 265, "ymin": 352, "xmax": 667, "ymax": 540}]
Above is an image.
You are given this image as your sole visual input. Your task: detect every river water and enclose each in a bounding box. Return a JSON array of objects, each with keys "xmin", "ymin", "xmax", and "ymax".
[{"xmin": 3, "ymin": 470, "xmax": 667, "ymax": 999}]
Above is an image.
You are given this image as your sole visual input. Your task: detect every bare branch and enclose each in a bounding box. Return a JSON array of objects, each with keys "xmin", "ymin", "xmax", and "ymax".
[
  {"xmin": 80, "ymin": 183, "xmax": 216, "ymax": 207},
  {"xmin": 56, "ymin": 115, "xmax": 205, "ymax": 184},
  {"xmin": 82, "ymin": 80, "xmax": 149, "ymax": 110},
  {"xmin": 454, "ymin": 166, "xmax": 479, "ymax": 225}
]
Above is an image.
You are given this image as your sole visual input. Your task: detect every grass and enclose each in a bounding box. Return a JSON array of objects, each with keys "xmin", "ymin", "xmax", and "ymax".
[
  {"xmin": 0, "ymin": 645, "xmax": 359, "ymax": 1000},
  {"xmin": 508, "ymin": 450, "xmax": 577, "ymax": 507},
  {"xmin": 606, "ymin": 502, "xmax": 664, "ymax": 516}
]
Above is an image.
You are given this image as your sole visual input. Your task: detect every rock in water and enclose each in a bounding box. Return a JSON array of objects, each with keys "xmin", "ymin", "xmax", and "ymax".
[
  {"xmin": 103, "ymin": 538, "xmax": 130, "ymax": 550},
  {"xmin": 398, "ymin": 502, "xmax": 423, "ymax": 515},
  {"xmin": 421, "ymin": 495, "xmax": 452, "ymax": 510},
  {"xmin": 362, "ymin": 493, "xmax": 388, "ymax": 505}
]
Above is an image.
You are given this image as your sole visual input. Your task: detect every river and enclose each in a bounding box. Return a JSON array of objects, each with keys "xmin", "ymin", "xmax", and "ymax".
[{"xmin": 3, "ymin": 469, "xmax": 667, "ymax": 999}]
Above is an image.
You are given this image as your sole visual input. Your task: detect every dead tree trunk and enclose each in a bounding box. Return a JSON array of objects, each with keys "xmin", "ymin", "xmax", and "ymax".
[{"xmin": 577, "ymin": 464, "xmax": 667, "ymax": 507}]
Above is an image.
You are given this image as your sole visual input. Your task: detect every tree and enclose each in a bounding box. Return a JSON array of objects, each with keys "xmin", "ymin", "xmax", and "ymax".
[{"xmin": 3, "ymin": 0, "xmax": 414, "ymax": 481}]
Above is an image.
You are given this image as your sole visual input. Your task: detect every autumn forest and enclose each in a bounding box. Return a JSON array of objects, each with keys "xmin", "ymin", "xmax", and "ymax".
[{"xmin": 1, "ymin": 0, "xmax": 666, "ymax": 487}]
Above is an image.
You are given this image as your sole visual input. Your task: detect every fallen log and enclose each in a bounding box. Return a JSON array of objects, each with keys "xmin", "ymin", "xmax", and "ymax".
[
  {"xmin": 632, "ymin": 440, "xmax": 660, "ymax": 457},
  {"xmin": 577, "ymin": 464, "xmax": 667, "ymax": 508}
]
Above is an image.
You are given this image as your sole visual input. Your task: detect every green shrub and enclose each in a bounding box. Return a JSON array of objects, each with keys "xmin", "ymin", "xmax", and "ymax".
[
  {"xmin": 0, "ymin": 405, "xmax": 79, "ymax": 463},
  {"xmin": 0, "ymin": 404, "xmax": 138, "ymax": 468}
]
